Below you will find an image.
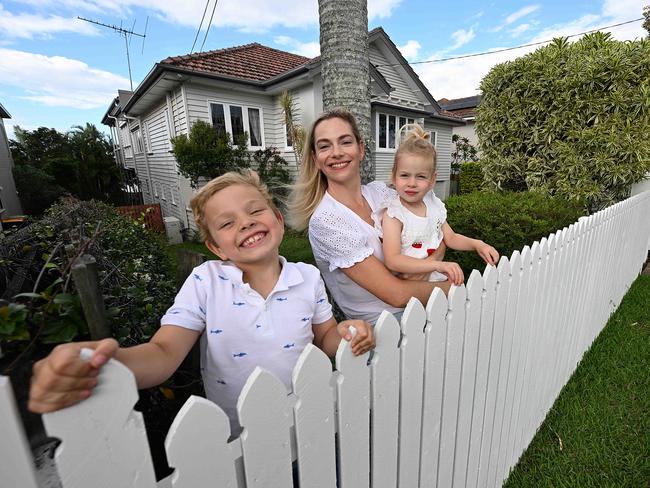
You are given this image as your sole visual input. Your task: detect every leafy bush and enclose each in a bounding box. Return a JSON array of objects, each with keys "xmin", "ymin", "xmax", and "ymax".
[
  {"xmin": 252, "ymin": 147, "xmax": 292, "ymax": 209},
  {"xmin": 444, "ymin": 191, "xmax": 586, "ymax": 277},
  {"xmin": 0, "ymin": 198, "xmax": 176, "ymax": 365},
  {"xmin": 477, "ymin": 33, "xmax": 650, "ymax": 211},
  {"xmin": 459, "ymin": 162, "xmax": 484, "ymax": 194},
  {"xmin": 171, "ymin": 120, "xmax": 250, "ymax": 188}
]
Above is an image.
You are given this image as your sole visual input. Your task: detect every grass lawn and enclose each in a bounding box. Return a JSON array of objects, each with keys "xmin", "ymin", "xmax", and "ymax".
[
  {"xmin": 168, "ymin": 229, "xmax": 315, "ymax": 265},
  {"xmin": 504, "ymin": 275, "xmax": 650, "ymax": 487}
]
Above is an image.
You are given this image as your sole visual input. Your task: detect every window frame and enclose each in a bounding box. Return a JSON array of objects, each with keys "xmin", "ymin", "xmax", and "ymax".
[
  {"xmin": 207, "ymin": 100, "xmax": 265, "ymax": 149},
  {"xmin": 375, "ymin": 112, "xmax": 416, "ymax": 152},
  {"xmin": 131, "ymin": 125, "xmax": 145, "ymax": 154}
]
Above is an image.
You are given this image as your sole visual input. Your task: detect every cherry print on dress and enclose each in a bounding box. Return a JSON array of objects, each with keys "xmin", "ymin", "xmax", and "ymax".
[
  {"xmin": 412, "ymin": 242, "xmax": 422, "ymax": 249},
  {"xmin": 426, "ymin": 248, "xmax": 436, "ymax": 256}
]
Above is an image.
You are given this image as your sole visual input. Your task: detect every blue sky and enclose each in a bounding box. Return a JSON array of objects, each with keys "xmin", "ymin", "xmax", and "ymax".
[{"xmin": 0, "ymin": 0, "xmax": 646, "ymax": 140}]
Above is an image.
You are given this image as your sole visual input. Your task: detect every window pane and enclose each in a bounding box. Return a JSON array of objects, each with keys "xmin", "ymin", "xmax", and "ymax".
[
  {"xmin": 248, "ymin": 108, "xmax": 262, "ymax": 146},
  {"xmin": 230, "ymin": 105, "xmax": 244, "ymax": 142},
  {"xmin": 399, "ymin": 117, "xmax": 406, "ymax": 131},
  {"xmin": 430, "ymin": 131, "xmax": 437, "ymax": 147},
  {"xmin": 388, "ymin": 115, "xmax": 396, "ymax": 148},
  {"xmin": 408, "ymin": 118, "xmax": 414, "ymax": 125},
  {"xmin": 211, "ymin": 104, "xmax": 226, "ymax": 136},
  {"xmin": 379, "ymin": 114, "xmax": 387, "ymax": 148},
  {"xmin": 285, "ymin": 124, "xmax": 293, "ymax": 147}
]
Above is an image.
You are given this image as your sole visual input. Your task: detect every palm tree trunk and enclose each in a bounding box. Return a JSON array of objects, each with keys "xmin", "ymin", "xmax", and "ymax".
[{"xmin": 318, "ymin": 0, "xmax": 374, "ymax": 183}]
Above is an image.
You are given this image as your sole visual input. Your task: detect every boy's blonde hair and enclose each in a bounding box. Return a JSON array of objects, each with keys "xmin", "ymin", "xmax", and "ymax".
[
  {"xmin": 190, "ymin": 169, "xmax": 278, "ymax": 244},
  {"xmin": 287, "ymin": 108, "xmax": 363, "ymax": 232},
  {"xmin": 393, "ymin": 123, "xmax": 437, "ymax": 179}
]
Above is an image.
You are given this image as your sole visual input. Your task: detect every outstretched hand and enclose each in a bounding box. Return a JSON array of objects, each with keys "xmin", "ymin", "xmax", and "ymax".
[
  {"xmin": 337, "ymin": 319, "xmax": 375, "ymax": 356},
  {"xmin": 28, "ymin": 338, "xmax": 119, "ymax": 414}
]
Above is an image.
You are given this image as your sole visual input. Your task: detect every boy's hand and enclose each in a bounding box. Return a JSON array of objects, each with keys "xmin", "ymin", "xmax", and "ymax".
[
  {"xmin": 436, "ymin": 261, "xmax": 464, "ymax": 285},
  {"xmin": 476, "ymin": 242, "xmax": 499, "ymax": 266},
  {"xmin": 337, "ymin": 320, "xmax": 375, "ymax": 356},
  {"xmin": 28, "ymin": 338, "xmax": 119, "ymax": 414}
]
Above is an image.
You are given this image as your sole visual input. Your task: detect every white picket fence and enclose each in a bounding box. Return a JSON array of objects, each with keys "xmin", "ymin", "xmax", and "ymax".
[{"xmin": 2, "ymin": 191, "xmax": 649, "ymax": 488}]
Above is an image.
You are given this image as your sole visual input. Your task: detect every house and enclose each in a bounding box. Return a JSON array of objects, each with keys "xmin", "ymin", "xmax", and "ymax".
[
  {"xmin": 103, "ymin": 27, "xmax": 464, "ymax": 231},
  {"xmin": 438, "ymin": 95, "xmax": 481, "ymax": 151},
  {"xmin": 0, "ymin": 102, "xmax": 23, "ymax": 225}
]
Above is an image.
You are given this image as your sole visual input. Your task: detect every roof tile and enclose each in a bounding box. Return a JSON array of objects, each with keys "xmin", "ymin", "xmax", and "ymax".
[{"xmin": 161, "ymin": 43, "xmax": 312, "ymax": 82}]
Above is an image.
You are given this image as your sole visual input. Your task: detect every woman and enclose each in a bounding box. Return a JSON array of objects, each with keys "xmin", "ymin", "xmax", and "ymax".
[{"xmin": 288, "ymin": 108, "xmax": 456, "ymax": 324}]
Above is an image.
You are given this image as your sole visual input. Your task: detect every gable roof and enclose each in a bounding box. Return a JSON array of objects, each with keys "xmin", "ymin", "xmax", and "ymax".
[
  {"xmin": 439, "ymin": 95, "xmax": 482, "ymax": 118},
  {"xmin": 0, "ymin": 102, "xmax": 10, "ymax": 119},
  {"xmin": 161, "ymin": 43, "xmax": 312, "ymax": 83}
]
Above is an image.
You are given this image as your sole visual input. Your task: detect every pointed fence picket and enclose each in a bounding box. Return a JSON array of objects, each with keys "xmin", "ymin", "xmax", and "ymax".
[{"xmin": 2, "ymin": 191, "xmax": 649, "ymax": 488}]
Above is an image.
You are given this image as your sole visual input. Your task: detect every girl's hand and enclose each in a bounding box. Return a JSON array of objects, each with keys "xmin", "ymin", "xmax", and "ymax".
[
  {"xmin": 28, "ymin": 338, "xmax": 119, "ymax": 414},
  {"xmin": 435, "ymin": 261, "xmax": 464, "ymax": 286},
  {"xmin": 477, "ymin": 242, "xmax": 499, "ymax": 265},
  {"xmin": 337, "ymin": 320, "xmax": 375, "ymax": 356}
]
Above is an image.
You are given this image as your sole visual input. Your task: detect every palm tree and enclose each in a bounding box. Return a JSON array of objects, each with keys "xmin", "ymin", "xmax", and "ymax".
[{"xmin": 318, "ymin": 0, "xmax": 373, "ymax": 182}]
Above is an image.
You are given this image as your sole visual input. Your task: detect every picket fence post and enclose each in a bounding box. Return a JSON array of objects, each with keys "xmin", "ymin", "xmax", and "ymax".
[{"xmin": 2, "ymin": 192, "xmax": 650, "ymax": 488}]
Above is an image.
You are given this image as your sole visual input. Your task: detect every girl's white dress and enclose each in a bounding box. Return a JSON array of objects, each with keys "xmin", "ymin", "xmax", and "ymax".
[{"xmin": 379, "ymin": 190, "xmax": 448, "ymax": 282}]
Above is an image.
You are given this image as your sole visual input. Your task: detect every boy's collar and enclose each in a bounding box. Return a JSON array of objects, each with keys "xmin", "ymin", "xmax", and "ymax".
[{"xmin": 219, "ymin": 256, "xmax": 304, "ymax": 291}]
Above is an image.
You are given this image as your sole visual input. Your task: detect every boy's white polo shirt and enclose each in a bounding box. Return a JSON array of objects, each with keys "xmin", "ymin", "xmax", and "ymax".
[{"xmin": 160, "ymin": 257, "xmax": 333, "ymax": 434}]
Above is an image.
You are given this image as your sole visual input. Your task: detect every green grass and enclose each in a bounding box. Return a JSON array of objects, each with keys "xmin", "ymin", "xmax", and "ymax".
[
  {"xmin": 504, "ymin": 275, "xmax": 650, "ymax": 487},
  {"xmin": 168, "ymin": 229, "xmax": 315, "ymax": 265}
]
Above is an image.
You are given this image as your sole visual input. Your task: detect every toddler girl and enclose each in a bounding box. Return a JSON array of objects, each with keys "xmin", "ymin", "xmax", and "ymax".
[{"xmin": 380, "ymin": 124, "xmax": 499, "ymax": 285}]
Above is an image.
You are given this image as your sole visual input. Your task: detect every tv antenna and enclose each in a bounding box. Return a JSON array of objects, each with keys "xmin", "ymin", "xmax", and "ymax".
[{"xmin": 77, "ymin": 16, "xmax": 148, "ymax": 91}]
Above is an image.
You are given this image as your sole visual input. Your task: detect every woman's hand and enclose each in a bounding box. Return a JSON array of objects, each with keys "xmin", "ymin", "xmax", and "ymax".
[
  {"xmin": 28, "ymin": 338, "xmax": 119, "ymax": 413},
  {"xmin": 476, "ymin": 242, "xmax": 499, "ymax": 266},
  {"xmin": 337, "ymin": 319, "xmax": 375, "ymax": 356}
]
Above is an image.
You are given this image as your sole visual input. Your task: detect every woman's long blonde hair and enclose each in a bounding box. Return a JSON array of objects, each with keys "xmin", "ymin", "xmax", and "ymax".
[
  {"xmin": 287, "ymin": 108, "xmax": 363, "ymax": 232},
  {"xmin": 393, "ymin": 123, "xmax": 437, "ymax": 179}
]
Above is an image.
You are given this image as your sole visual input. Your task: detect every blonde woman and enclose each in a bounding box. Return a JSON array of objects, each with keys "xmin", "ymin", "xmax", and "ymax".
[{"xmin": 288, "ymin": 109, "xmax": 454, "ymax": 324}]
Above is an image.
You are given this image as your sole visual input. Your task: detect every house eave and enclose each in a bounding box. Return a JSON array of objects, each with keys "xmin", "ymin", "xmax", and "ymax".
[
  {"xmin": 0, "ymin": 102, "xmax": 11, "ymax": 119},
  {"xmin": 372, "ymin": 101, "xmax": 466, "ymax": 126}
]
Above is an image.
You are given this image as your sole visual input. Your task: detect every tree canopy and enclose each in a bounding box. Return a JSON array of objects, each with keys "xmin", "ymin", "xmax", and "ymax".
[
  {"xmin": 11, "ymin": 124, "xmax": 123, "ymax": 214},
  {"xmin": 476, "ymin": 33, "xmax": 650, "ymax": 211}
]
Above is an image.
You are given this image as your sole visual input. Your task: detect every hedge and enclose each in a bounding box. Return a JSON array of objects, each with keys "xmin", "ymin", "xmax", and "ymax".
[
  {"xmin": 459, "ymin": 162, "xmax": 484, "ymax": 194},
  {"xmin": 444, "ymin": 191, "xmax": 586, "ymax": 277}
]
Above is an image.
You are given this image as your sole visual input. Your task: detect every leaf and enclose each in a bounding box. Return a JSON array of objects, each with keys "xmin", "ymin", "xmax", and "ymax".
[{"xmin": 14, "ymin": 292, "xmax": 44, "ymax": 300}]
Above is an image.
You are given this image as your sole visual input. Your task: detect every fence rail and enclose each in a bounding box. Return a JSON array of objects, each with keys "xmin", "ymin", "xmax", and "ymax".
[{"xmin": 2, "ymin": 191, "xmax": 649, "ymax": 488}]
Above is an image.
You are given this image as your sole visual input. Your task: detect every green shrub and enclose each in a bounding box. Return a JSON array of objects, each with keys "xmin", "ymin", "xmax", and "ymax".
[
  {"xmin": 444, "ymin": 191, "xmax": 586, "ymax": 277},
  {"xmin": 459, "ymin": 162, "xmax": 484, "ymax": 194},
  {"xmin": 477, "ymin": 33, "xmax": 650, "ymax": 211},
  {"xmin": 0, "ymin": 197, "xmax": 176, "ymax": 365}
]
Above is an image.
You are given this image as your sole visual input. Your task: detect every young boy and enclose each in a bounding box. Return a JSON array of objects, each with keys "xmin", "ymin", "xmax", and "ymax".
[{"xmin": 28, "ymin": 170, "xmax": 374, "ymax": 436}]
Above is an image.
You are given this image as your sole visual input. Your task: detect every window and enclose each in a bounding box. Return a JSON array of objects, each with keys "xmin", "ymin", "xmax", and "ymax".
[
  {"xmin": 209, "ymin": 102, "xmax": 264, "ymax": 148},
  {"xmin": 377, "ymin": 113, "xmax": 415, "ymax": 150},
  {"xmin": 284, "ymin": 123, "xmax": 293, "ymax": 148},
  {"xmin": 429, "ymin": 130, "xmax": 438, "ymax": 147},
  {"xmin": 131, "ymin": 126, "xmax": 145, "ymax": 154}
]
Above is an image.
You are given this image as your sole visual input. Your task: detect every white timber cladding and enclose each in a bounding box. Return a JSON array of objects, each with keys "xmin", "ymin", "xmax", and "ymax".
[
  {"xmin": 0, "ymin": 119, "xmax": 23, "ymax": 216},
  {"xmin": 424, "ymin": 121, "xmax": 453, "ymax": 181},
  {"xmin": 369, "ymin": 44, "xmax": 425, "ymax": 109},
  {"xmin": 185, "ymin": 83, "xmax": 274, "ymax": 146},
  {"xmin": 7, "ymin": 192, "xmax": 650, "ymax": 488},
  {"xmin": 140, "ymin": 100, "xmax": 185, "ymax": 223}
]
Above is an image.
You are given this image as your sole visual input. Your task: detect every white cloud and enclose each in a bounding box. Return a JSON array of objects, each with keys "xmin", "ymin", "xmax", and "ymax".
[
  {"xmin": 450, "ymin": 28, "xmax": 475, "ymax": 50},
  {"xmin": 368, "ymin": 0, "xmax": 403, "ymax": 19},
  {"xmin": 505, "ymin": 5, "xmax": 540, "ymax": 25},
  {"xmin": 9, "ymin": 0, "xmax": 403, "ymax": 33},
  {"xmin": 398, "ymin": 40, "xmax": 421, "ymax": 60},
  {"xmin": 417, "ymin": 0, "xmax": 647, "ymax": 101},
  {"xmin": 492, "ymin": 4, "xmax": 540, "ymax": 32},
  {"xmin": 510, "ymin": 23, "xmax": 532, "ymax": 37},
  {"xmin": 0, "ymin": 5, "xmax": 98, "ymax": 39},
  {"xmin": 0, "ymin": 48, "xmax": 130, "ymax": 109},
  {"xmin": 273, "ymin": 36, "xmax": 320, "ymax": 58}
]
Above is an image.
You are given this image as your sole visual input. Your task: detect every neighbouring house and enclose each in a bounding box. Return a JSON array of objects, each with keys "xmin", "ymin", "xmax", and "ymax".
[
  {"xmin": 103, "ymin": 27, "xmax": 464, "ymax": 231},
  {"xmin": 438, "ymin": 95, "xmax": 481, "ymax": 151},
  {"xmin": 0, "ymin": 102, "xmax": 23, "ymax": 225}
]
